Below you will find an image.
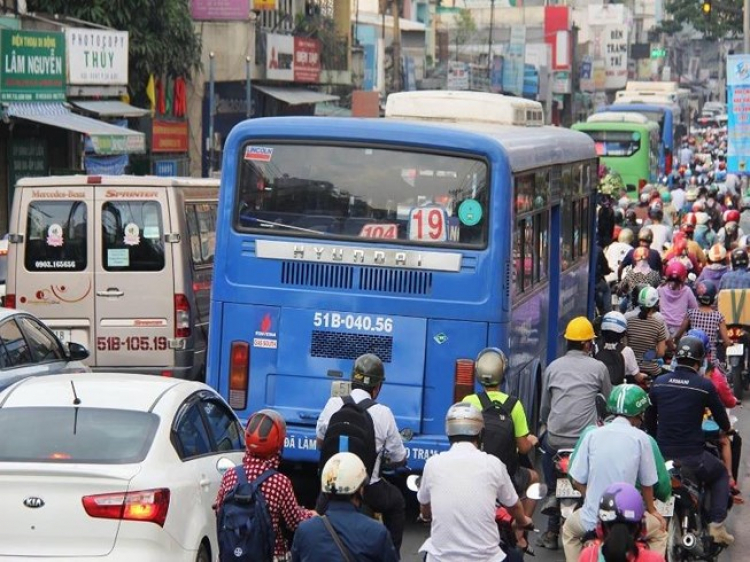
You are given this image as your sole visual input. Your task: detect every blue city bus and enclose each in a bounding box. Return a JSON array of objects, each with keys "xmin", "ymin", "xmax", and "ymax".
[
  {"xmin": 207, "ymin": 92, "xmax": 598, "ymax": 470},
  {"xmin": 598, "ymin": 103, "xmax": 676, "ymax": 178}
]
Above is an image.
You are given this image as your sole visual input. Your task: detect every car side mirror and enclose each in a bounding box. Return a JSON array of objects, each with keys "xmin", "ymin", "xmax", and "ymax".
[{"xmin": 67, "ymin": 342, "xmax": 90, "ymax": 361}]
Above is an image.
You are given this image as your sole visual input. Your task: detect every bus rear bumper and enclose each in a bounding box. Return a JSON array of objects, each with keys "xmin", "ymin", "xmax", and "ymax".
[{"xmin": 281, "ymin": 425, "xmax": 450, "ymax": 472}]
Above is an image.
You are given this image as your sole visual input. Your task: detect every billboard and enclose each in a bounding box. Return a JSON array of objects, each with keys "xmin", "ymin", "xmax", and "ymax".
[
  {"xmin": 66, "ymin": 29, "xmax": 128, "ymax": 85},
  {"xmin": 191, "ymin": 0, "xmax": 249, "ymax": 20},
  {"xmin": 727, "ymin": 55, "xmax": 750, "ymax": 174}
]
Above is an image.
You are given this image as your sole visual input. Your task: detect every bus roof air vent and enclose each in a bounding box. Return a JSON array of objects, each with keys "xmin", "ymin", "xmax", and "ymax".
[
  {"xmin": 385, "ymin": 91, "xmax": 545, "ymax": 127},
  {"xmin": 587, "ymin": 112, "xmax": 651, "ymax": 125}
]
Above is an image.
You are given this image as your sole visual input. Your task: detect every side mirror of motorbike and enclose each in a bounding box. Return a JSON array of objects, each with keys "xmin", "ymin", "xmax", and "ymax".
[
  {"xmin": 400, "ymin": 428, "xmax": 414, "ymax": 443},
  {"xmin": 406, "ymin": 474, "xmax": 421, "ymax": 492},
  {"xmin": 526, "ymin": 483, "xmax": 548, "ymax": 500}
]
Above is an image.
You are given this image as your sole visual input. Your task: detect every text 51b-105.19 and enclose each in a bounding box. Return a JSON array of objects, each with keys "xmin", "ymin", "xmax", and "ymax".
[{"xmin": 97, "ymin": 336, "xmax": 169, "ymax": 351}]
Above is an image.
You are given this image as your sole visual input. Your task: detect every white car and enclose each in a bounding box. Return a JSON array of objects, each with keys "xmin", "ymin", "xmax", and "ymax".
[{"xmin": 0, "ymin": 373, "xmax": 245, "ymax": 561}]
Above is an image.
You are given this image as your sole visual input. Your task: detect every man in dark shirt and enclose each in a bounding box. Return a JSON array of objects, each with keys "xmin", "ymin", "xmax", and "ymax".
[{"xmin": 647, "ymin": 335, "xmax": 734, "ymax": 545}]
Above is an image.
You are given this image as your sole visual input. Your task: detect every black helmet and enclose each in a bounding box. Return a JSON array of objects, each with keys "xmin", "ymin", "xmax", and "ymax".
[
  {"xmin": 638, "ymin": 227, "xmax": 653, "ymax": 244},
  {"xmin": 731, "ymin": 248, "xmax": 749, "ymax": 270},
  {"xmin": 351, "ymin": 354, "xmax": 385, "ymax": 388},
  {"xmin": 675, "ymin": 335, "xmax": 705, "ymax": 364},
  {"xmin": 695, "ymin": 280, "xmax": 717, "ymax": 305}
]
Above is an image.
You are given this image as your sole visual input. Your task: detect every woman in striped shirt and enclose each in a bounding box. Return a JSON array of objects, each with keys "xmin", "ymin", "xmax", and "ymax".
[{"xmin": 626, "ymin": 286, "xmax": 668, "ymax": 381}]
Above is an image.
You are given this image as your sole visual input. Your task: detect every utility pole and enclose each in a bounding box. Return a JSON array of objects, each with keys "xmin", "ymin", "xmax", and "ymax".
[
  {"xmin": 391, "ymin": 0, "xmax": 402, "ymax": 92},
  {"xmin": 488, "ymin": 0, "xmax": 495, "ymax": 82}
]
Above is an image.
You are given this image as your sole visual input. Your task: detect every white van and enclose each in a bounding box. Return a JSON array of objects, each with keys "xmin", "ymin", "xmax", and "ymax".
[{"xmin": 6, "ymin": 175, "xmax": 219, "ymax": 380}]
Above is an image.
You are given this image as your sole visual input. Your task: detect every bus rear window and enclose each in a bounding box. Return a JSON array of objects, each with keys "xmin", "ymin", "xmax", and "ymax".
[
  {"xmin": 0, "ymin": 407, "xmax": 157, "ymax": 463},
  {"xmin": 236, "ymin": 143, "xmax": 489, "ymax": 247},
  {"xmin": 587, "ymin": 131, "xmax": 642, "ymax": 157},
  {"xmin": 25, "ymin": 201, "xmax": 87, "ymax": 272},
  {"xmin": 101, "ymin": 201, "xmax": 165, "ymax": 272}
]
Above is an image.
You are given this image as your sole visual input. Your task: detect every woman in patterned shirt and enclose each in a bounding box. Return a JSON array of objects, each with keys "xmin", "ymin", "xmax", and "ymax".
[{"xmin": 214, "ymin": 409, "xmax": 315, "ymax": 561}]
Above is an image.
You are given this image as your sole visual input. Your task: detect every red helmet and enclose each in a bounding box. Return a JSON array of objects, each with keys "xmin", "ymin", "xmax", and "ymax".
[
  {"xmin": 724, "ymin": 209, "xmax": 741, "ymax": 224},
  {"xmin": 245, "ymin": 409, "xmax": 286, "ymax": 458},
  {"xmin": 681, "ymin": 212, "xmax": 697, "ymax": 232},
  {"xmin": 665, "ymin": 259, "xmax": 688, "ymax": 282}
]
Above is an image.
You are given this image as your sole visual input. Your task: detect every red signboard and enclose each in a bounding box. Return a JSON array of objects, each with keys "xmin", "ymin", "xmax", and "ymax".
[
  {"xmin": 544, "ymin": 6, "xmax": 570, "ymax": 71},
  {"xmin": 294, "ymin": 37, "xmax": 321, "ymax": 83},
  {"xmin": 152, "ymin": 120, "xmax": 188, "ymax": 153}
]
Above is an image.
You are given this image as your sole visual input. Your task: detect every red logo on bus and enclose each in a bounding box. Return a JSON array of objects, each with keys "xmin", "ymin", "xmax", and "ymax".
[{"xmin": 260, "ymin": 313, "xmax": 272, "ymax": 334}]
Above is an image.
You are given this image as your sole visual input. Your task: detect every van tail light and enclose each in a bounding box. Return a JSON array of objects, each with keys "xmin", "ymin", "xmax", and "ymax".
[
  {"xmin": 4, "ymin": 294, "xmax": 15, "ymax": 309},
  {"xmin": 638, "ymin": 179, "xmax": 647, "ymax": 193},
  {"xmin": 229, "ymin": 341, "xmax": 250, "ymax": 410},
  {"xmin": 665, "ymin": 150, "xmax": 673, "ymax": 175},
  {"xmin": 174, "ymin": 294, "xmax": 191, "ymax": 338},
  {"xmin": 82, "ymin": 488, "xmax": 170, "ymax": 527},
  {"xmin": 453, "ymin": 359, "xmax": 475, "ymax": 403}
]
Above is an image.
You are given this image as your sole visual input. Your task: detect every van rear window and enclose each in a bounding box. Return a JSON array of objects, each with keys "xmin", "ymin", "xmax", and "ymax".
[
  {"xmin": 25, "ymin": 201, "xmax": 87, "ymax": 272},
  {"xmin": 101, "ymin": 201, "xmax": 165, "ymax": 271}
]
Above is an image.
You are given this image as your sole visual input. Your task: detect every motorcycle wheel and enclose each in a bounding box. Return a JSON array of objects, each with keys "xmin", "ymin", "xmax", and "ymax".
[{"xmin": 665, "ymin": 516, "xmax": 683, "ymax": 562}]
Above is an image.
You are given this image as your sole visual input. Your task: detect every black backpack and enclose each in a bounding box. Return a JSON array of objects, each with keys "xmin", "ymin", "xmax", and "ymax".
[
  {"xmin": 478, "ymin": 392, "xmax": 519, "ymax": 476},
  {"xmin": 319, "ymin": 395, "xmax": 378, "ymax": 477},
  {"xmin": 217, "ymin": 468, "xmax": 276, "ymax": 562},
  {"xmin": 596, "ymin": 343, "xmax": 626, "ymax": 386}
]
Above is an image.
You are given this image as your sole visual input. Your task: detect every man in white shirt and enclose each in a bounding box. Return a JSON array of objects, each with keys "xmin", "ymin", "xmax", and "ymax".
[
  {"xmin": 316, "ymin": 354, "xmax": 407, "ymax": 556},
  {"xmin": 417, "ymin": 402, "xmax": 532, "ymax": 562}
]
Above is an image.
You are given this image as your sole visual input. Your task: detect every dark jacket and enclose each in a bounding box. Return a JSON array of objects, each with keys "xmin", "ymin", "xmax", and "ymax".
[
  {"xmin": 647, "ymin": 365, "xmax": 730, "ymax": 458},
  {"xmin": 291, "ymin": 501, "xmax": 398, "ymax": 562}
]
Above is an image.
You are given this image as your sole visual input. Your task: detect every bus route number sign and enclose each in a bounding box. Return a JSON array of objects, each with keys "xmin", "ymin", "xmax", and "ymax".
[
  {"xmin": 359, "ymin": 223, "xmax": 398, "ymax": 239},
  {"xmin": 409, "ymin": 207, "xmax": 447, "ymax": 242}
]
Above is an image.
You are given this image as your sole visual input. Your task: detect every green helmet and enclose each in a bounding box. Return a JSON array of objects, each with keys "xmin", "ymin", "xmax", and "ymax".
[{"xmin": 607, "ymin": 384, "xmax": 650, "ymax": 417}]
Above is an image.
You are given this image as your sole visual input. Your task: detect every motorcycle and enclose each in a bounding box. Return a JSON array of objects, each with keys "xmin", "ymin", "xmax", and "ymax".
[
  {"xmin": 664, "ymin": 422, "xmax": 732, "ymax": 562},
  {"xmin": 725, "ymin": 324, "xmax": 750, "ymax": 401},
  {"xmin": 405, "ymin": 477, "xmax": 545, "ymax": 560}
]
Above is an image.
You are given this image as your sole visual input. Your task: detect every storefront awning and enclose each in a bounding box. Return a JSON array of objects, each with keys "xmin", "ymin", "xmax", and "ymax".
[
  {"xmin": 4, "ymin": 102, "xmax": 146, "ymax": 155},
  {"xmin": 254, "ymin": 85, "xmax": 340, "ymax": 106},
  {"xmin": 71, "ymin": 100, "xmax": 150, "ymax": 118}
]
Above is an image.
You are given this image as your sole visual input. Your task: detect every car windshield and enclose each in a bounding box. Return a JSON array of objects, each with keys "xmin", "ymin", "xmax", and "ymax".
[
  {"xmin": 0, "ymin": 407, "xmax": 158, "ymax": 463},
  {"xmin": 586, "ymin": 130, "xmax": 643, "ymax": 157},
  {"xmin": 235, "ymin": 143, "xmax": 489, "ymax": 247}
]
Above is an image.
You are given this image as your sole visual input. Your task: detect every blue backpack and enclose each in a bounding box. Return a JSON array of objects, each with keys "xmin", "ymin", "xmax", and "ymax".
[{"xmin": 217, "ymin": 467, "xmax": 276, "ymax": 562}]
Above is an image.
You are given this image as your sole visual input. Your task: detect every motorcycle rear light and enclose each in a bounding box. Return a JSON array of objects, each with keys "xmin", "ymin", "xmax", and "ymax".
[
  {"xmin": 229, "ymin": 341, "xmax": 249, "ymax": 410},
  {"xmin": 453, "ymin": 359, "xmax": 475, "ymax": 403},
  {"xmin": 557, "ymin": 456, "xmax": 570, "ymax": 474},
  {"xmin": 82, "ymin": 488, "xmax": 170, "ymax": 527},
  {"xmin": 728, "ymin": 327, "xmax": 744, "ymax": 340},
  {"xmin": 4, "ymin": 294, "xmax": 15, "ymax": 309}
]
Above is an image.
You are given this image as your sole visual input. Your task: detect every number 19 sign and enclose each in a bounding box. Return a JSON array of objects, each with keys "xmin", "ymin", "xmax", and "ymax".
[{"xmin": 409, "ymin": 206, "xmax": 448, "ymax": 242}]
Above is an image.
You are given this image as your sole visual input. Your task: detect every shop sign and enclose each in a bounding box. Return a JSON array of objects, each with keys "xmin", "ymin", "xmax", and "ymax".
[
  {"xmin": 252, "ymin": 0, "xmax": 277, "ymax": 10},
  {"xmin": 155, "ymin": 160, "xmax": 178, "ymax": 176},
  {"xmin": 7, "ymin": 138, "xmax": 48, "ymax": 209},
  {"xmin": 293, "ymin": 37, "xmax": 321, "ymax": 83},
  {"xmin": 601, "ymin": 25, "xmax": 628, "ymax": 90},
  {"xmin": 152, "ymin": 120, "xmax": 188, "ymax": 153},
  {"xmin": 191, "ymin": 0, "xmax": 249, "ymax": 20},
  {"xmin": 552, "ymin": 71, "xmax": 571, "ymax": 94},
  {"xmin": 0, "ymin": 30, "xmax": 66, "ymax": 102},
  {"xmin": 727, "ymin": 55, "xmax": 750, "ymax": 174},
  {"xmin": 90, "ymin": 134, "xmax": 145, "ymax": 156},
  {"xmin": 66, "ymin": 29, "xmax": 128, "ymax": 85}
]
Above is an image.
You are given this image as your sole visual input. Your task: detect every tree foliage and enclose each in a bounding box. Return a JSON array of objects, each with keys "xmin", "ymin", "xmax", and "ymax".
[
  {"xmin": 27, "ymin": 0, "xmax": 202, "ymax": 101},
  {"xmin": 659, "ymin": 0, "xmax": 743, "ymax": 39}
]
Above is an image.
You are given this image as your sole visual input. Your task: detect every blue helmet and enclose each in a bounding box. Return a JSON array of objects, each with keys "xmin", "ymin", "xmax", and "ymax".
[{"xmin": 686, "ymin": 328, "xmax": 710, "ymax": 351}]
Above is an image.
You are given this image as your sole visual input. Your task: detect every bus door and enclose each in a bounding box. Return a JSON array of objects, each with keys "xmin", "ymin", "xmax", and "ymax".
[
  {"xmin": 94, "ymin": 187, "xmax": 174, "ymax": 368},
  {"xmin": 12, "ymin": 186, "xmax": 95, "ymax": 361}
]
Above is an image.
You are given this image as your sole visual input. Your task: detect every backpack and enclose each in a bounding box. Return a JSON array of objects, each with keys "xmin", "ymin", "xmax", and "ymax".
[
  {"xmin": 217, "ymin": 467, "xmax": 276, "ymax": 562},
  {"xmin": 596, "ymin": 343, "xmax": 626, "ymax": 386},
  {"xmin": 477, "ymin": 392, "xmax": 519, "ymax": 476},
  {"xmin": 319, "ymin": 395, "xmax": 378, "ymax": 477}
]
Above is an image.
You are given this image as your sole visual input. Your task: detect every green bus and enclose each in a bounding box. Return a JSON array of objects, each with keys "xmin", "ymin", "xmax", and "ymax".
[{"xmin": 572, "ymin": 114, "xmax": 659, "ymax": 197}]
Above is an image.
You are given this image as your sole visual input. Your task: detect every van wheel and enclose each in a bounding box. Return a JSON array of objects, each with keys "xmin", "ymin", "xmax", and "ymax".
[{"xmin": 195, "ymin": 544, "xmax": 210, "ymax": 562}]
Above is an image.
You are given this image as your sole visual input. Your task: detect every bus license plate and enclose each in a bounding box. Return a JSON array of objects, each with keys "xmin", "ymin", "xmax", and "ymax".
[
  {"xmin": 54, "ymin": 330, "xmax": 71, "ymax": 344},
  {"xmin": 330, "ymin": 381, "xmax": 351, "ymax": 398},
  {"xmin": 726, "ymin": 344, "xmax": 744, "ymax": 357},
  {"xmin": 655, "ymin": 497, "xmax": 675, "ymax": 517},
  {"xmin": 556, "ymin": 478, "xmax": 582, "ymax": 498}
]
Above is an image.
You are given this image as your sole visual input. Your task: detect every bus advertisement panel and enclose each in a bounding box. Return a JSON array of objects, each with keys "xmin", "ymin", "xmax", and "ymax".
[{"xmin": 207, "ymin": 93, "xmax": 598, "ymax": 469}]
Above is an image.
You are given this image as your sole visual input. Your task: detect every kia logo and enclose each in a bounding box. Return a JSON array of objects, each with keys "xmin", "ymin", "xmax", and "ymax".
[{"xmin": 23, "ymin": 497, "xmax": 45, "ymax": 508}]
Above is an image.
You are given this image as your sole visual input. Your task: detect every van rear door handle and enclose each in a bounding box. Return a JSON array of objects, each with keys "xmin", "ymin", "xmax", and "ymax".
[{"xmin": 96, "ymin": 288, "xmax": 124, "ymax": 297}]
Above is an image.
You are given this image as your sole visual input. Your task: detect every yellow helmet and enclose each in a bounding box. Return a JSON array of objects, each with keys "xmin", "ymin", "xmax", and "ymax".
[{"xmin": 564, "ymin": 316, "xmax": 595, "ymax": 342}]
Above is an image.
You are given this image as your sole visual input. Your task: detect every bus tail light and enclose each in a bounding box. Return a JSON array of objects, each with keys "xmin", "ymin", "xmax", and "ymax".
[
  {"xmin": 229, "ymin": 341, "xmax": 249, "ymax": 410},
  {"xmin": 453, "ymin": 359, "xmax": 475, "ymax": 403},
  {"xmin": 174, "ymin": 294, "xmax": 191, "ymax": 338},
  {"xmin": 665, "ymin": 150, "xmax": 673, "ymax": 175},
  {"xmin": 83, "ymin": 488, "xmax": 170, "ymax": 527},
  {"xmin": 3, "ymin": 294, "xmax": 14, "ymax": 309},
  {"xmin": 638, "ymin": 179, "xmax": 647, "ymax": 193}
]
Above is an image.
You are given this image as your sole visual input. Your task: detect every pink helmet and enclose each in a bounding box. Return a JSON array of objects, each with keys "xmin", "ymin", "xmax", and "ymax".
[{"xmin": 665, "ymin": 259, "xmax": 688, "ymax": 282}]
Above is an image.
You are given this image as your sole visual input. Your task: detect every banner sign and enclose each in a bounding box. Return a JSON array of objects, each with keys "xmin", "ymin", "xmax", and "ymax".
[
  {"xmin": 266, "ymin": 34, "xmax": 294, "ymax": 81},
  {"xmin": 446, "ymin": 61, "xmax": 469, "ymax": 90},
  {"xmin": 293, "ymin": 37, "xmax": 321, "ymax": 83},
  {"xmin": 191, "ymin": 0, "xmax": 249, "ymax": 20},
  {"xmin": 727, "ymin": 55, "xmax": 750, "ymax": 174},
  {"xmin": 152, "ymin": 120, "xmax": 189, "ymax": 153},
  {"xmin": 502, "ymin": 26, "xmax": 526, "ymax": 96},
  {"xmin": 601, "ymin": 25, "xmax": 628, "ymax": 90},
  {"xmin": 66, "ymin": 29, "xmax": 128, "ymax": 85},
  {"xmin": 0, "ymin": 30, "xmax": 66, "ymax": 102}
]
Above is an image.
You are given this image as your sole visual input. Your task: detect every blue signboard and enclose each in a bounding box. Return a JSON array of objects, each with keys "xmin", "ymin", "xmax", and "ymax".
[
  {"xmin": 155, "ymin": 160, "xmax": 177, "ymax": 176},
  {"xmin": 727, "ymin": 55, "xmax": 750, "ymax": 174}
]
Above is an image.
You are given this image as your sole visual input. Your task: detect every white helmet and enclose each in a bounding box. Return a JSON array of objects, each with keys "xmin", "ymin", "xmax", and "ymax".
[
  {"xmin": 321, "ymin": 452, "xmax": 368, "ymax": 495},
  {"xmin": 601, "ymin": 311, "xmax": 627, "ymax": 334},
  {"xmin": 445, "ymin": 402, "xmax": 484, "ymax": 437},
  {"xmin": 475, "ymin": 347, "xmax": 508, "ymax": 387},
  {"xmin": 638, "ymin": 286, "xmax": 660, "ymax": 308},
  {"xmin": 695, "ymin": 211, "xmax": 710, "ymax": 226}
]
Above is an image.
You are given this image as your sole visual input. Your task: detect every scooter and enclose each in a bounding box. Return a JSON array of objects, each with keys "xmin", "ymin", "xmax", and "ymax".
[{"xmin": 725, "ymin": 324, "xmax": 750, "ymax": 401}]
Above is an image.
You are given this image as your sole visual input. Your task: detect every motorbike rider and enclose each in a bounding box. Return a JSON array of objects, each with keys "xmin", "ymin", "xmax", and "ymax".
[
  {"xmin": 316, "ymin": 354, "xmax": 407, "ymax": 556},
  {"xmin": 538, "ymin": 317, "xmax": 612, "ymax": 550},
  {"xmin": 697, "ymin": 244, "xmax": 730, "ymax": 287},
  {"xmin": 563, "ymin": 384, "xmax": 668, "ymax": 561},
  {"xmin": 618, "ymin": 248, "xmax": 661, "ymax": 311},
  {"xmin": 647, "ymin": 335, "xmax": 735, "ymax": 545},
  {"xmin": 463, "ymin": 348, "xmax": 540, "ymax": 523},
  {"xmin": 417, "ymin": 402, "xmax": 533, "ymax": 562},
  {"xmin": 719, "ymin": 248, "xmax": 750, "ymax": 290},
  {"xmin": 626, "ymin": 287, "xmax": 668, "ymax": 381},
  {"xmin": 578, "ymin": 483, "xmax": 667, "ymax": 562},
  {"xmin": 617, "ymin": 228, "xmax": 663, "ymax": 281},
  {"xmin": 596, "ymin": 311, "xmax": 643, "ymax": 386},
  {"xmin": 657, "ymin": 260, "xmax": 698, "ymax": 339}
]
